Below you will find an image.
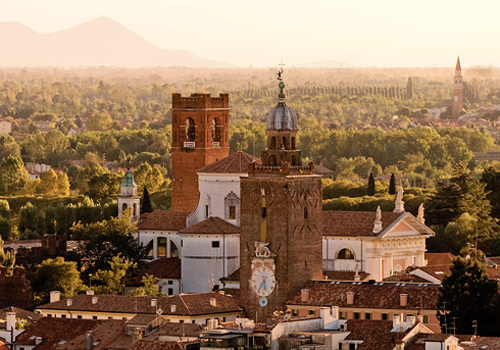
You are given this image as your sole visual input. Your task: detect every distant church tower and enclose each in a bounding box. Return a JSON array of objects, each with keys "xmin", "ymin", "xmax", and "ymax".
[
  {"xmin": 239, "ymin": 70, "xmax": 323, "ymax": 323},
  {"xmin": 171, "ymin": 94, "xmax": 230, "ymax": 213},
  {"xmin": 118, "ymin": 170, "xmax": 140, "ymax": 222},
  {"xmin": 453, "ymin": 56, "xmax": 463, "ymax": 118}
]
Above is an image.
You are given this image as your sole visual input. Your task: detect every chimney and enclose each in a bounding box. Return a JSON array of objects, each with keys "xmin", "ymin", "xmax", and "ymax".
[
  {"xmin": 393, "ymin": 314, "xmax": 402, "ymax": 332},
  {"xmin": 396, "ymin": 340, "xmax": 405, "ymax": 350},
  {"xmin": 86, "ymin": 331, "xmax": 94, "ymax": 350},
  {"xmin": 417, "ymin": 315, "xmax": 424, "ymax": 324},
  {"xmin": 50, "ymin": 291, "xmax": 60, "ymax": 303},
  {"xmin": 151, "ymin": 299, "xmax": 157, "ymax": 307},
  {"xmin": 300, "ymin": 289, "xmax": 310, "ymax": 302},
  {"xmin": 406, "ymin": 315, "xmax": 416, "ymax": 330},
  {"xmin": 35, "ymin": 337, "xmax": 43, "ymax": 345},
  {"xmin": 210, "ymin": 298, "xmax": 217, "ymax": 306},
  {"xmin": 6, "ymin": 312, "xmax": 15, "ymax": 331},
  {"xmin": 67, "ymin": 298, "xmax": 73, "ymax": 307},
  {"xmin": 92, "ymin": 296, "xmax": 98, "ymax": 305},
  {"xmin": 346, "ymin": 292, "xmax": 354, "ymax": 305},
  {"xmin": 170, "ymin": 305, "xmax": 177, "ymax": 313},
  {"xmin": 400, "ymin": 294, "xmax": 408, "ymax": 307}
]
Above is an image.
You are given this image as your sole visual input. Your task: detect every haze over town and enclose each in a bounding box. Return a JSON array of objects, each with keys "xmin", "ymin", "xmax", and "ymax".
[{"xmin": 1, "ymin": 0, "xmax": 499, "ymax": 67}]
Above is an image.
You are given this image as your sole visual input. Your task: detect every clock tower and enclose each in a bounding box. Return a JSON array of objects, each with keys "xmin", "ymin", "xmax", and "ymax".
[{"xmin": 239, "ymin": 70, "xmax": 323, "ymax": 323}]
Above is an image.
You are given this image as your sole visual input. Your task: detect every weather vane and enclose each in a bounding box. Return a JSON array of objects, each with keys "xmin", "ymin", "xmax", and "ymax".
[{"xmin": 277, "ymin": 59, "xmax": 285, "ymax": 82}]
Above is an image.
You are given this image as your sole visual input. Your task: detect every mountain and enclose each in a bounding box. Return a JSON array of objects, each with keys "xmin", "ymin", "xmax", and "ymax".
[
  {"xmin": 0, "ymin": 17, "xmax": 234, "ymax": 68},
  {"xmin": 293, "ymin": 59, "xmax": 353, "ymax": 68}
]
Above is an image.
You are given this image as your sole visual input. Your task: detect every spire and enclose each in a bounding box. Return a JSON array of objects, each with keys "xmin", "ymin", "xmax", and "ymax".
[
  {"xmin": 455, "ymin": 56, "xmax": 461, "ymax": 71},
  {"xmin": 277, "ymin": 59, "xmax": 286, "ymax": 101}
]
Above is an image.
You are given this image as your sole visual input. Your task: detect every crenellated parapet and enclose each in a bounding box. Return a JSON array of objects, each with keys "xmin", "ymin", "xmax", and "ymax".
[
  {"xmin": 248, "ymin": 161, "xmax": 315, "ymax": 176},
  {"xmin": 172, "ymin": 93, "xmax": 229, "ymax": 109}
]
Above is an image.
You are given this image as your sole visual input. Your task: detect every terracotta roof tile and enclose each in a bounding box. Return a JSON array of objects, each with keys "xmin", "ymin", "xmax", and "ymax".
[
  {"xmin": 137, "ymin": 210, "xmax": 188, "ymax": 231},
  {"xmin": 152, "ymin": 322, "xmax": 200, "ymax": 338},
  {"xmin": 425, "ymin": 253, "xmax": 455, "ymax": 266},
  {"xmin": 323, "ymin": 211, "xmax": 402, "ymax": 237},
  {"xmin": 287, "ymin": 280, "xmax": 440, "ymax": 310},
  {"xmin": 323, "ymin": 271, "xmax": 370, "ymax": 281},
  {"xmin": 197, "ymin": 152, "xmax": 261, "ymax": 174},
  {"xmin": 180, "ymin": 217, "xmax": 239, "ymax": 235},
  {"xmin": 221, "ymin": 269, "xmax": 240, "ymax": 282},
  {"xmin": 127, "ymin": 258, "xmax": 181, "ymax": 286},
  {"xmin": 133, "ymin": 341, "xmax": 185, "ymax": 350},
  {"xmin": 37, "ymin": 293, "xmax": 242, "ymax": 317},
  {"xmin": 344, "ymin": 320, "xmax": 398, "ymax": 350}
]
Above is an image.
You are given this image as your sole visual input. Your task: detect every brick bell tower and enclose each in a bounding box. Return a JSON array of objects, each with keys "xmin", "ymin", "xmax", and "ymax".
[
  {"xmin": 171, "ymin": 93, "xmax": 230, "ymax": 213},
  {"xmin": 239, "ymin": 69, "xmax": 323, "ymax": 323},
  {"xmin": 453, "ymin": 56, "xmax": 463, "ymax": 118}
]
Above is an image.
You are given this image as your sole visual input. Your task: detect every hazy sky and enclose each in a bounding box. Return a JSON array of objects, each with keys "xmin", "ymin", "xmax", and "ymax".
[{"xmin": 1, "ymin": 0, "xmax": 498, "ymax": 67}]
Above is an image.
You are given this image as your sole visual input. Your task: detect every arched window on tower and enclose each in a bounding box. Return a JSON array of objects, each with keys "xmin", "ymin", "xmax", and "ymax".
[
  {"xmin": 337, "ymin": 248, "xmax": 355, "ymax": 260},
  {"xmin": 291, "ymin": 137, "xmax": 296, "ymax": 150},
  {"xmin": 211, "ymin": 118, "xmax": 221, "ymax": 144},
  {"xmin": 271, "ymin": 137, "xmax": 276, "ymax": 149},
  {"xmin": 186, "ymin": 118, "xmax": 196, "ymax": 141},
  {"xmin": 282, "ymin": 137, "xmax": 287, "ymax": 149},
  {"xmin": 269, "ymin": 155, "xmax": 277, "ymax": 166},
  {"xmin": 122, "ymin": 203, "xmax": 128, "ymax": 212},
  {"xmin": 291, "ymin": 155, "xmax": 297, "ymax": 166}
]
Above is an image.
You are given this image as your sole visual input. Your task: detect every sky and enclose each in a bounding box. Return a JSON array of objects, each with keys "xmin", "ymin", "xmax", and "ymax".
[{"xmin": 0, "ymin": 0, "xmax": 499, "ymax": 67}]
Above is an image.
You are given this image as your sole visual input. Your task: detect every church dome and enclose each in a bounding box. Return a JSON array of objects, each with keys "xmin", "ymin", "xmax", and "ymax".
[
  {"xmin": 266, "ymin": 81, "xmax": 298, "ymax": 131},
  {"xmin": 121, "ymin": 171, "xmax": 137, "ymax": 187}
]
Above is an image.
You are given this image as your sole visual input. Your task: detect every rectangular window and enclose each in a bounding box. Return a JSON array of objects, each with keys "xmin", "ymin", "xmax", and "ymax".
[
  {"xmin": 292, "ymin": 309, "xmax": 298, "ymax": 316},
  {"xmin": 212, "ymin": 241, "xmax": 220, "ymax": 248},
  {"xmin": 47, "ymin": 314, "xmax": 52, "ymax": 317},
  {"xmin": 205, "ymin": 205, "xmax": 209, "ymax": 218},
  {"xmin": 168, "ymin": 288, "xmax": 173, "ymax": 295},
  {"xmin": 381, "ymin": 313, "xmax": 388, "ymax": 321},
  {"xmin": 309, "ymin": 310, "xmax": 315, "ymax": 315},
  {"xmin": 423, "ymin": 315, "xmax": 429, "ymax": 324},
  {"xmin": 77, "ymin": 315, "xmax": 82, "ymax": 319},
  {"xmin": 364, "ymin": 313, "xmax": 371, "ymax": 320},
  {"xmin": 168, "ymin": 280, "xmax": 173, "ymax": 285},
  {"xmin": 339, "ymin": 312, "xmax": 347, "ymax": 320},
  {"xmin": 213, "ymin": 284, "xmax": 220, "ymax": 290},
  {"xmin": 353, "ymin": 312, "xmax": 360, "ymax": 320},
  {"xmin": 349, "ymin": 343, "xmax": 356, "ymax": 350},
  {"xmin": 61, "ymin": 314, "xmax": 66, "ymax": 318},
  {"xmin": 93, "ymin": 316, "xmax": 98, "ymax": 320},
  {"xmin": 180, "ymin": 320, "xmax": 184, "ymax": 323},
  {"xmin": 229, "ymin": 206, "xmax": 236, "ymax": 220}
]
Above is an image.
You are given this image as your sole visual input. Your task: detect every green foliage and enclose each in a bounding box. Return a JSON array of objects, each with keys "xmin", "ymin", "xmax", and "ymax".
[
  {"xmin": 32, "ymin": 257, "xmax": 83, "ymax": 305},
  {"xmin": 0, "ymin": 200, "xmax": 10, "ymax": 218},
  {"xmin": 133, "ymin": 163, "xmax": 166, "ymax": 194},
  {"xmin": 35, "ymin": 169, "xmax": 70, "ymax": 196},
  {"xmin": 0, "ymin": 246, "xmax": 16, "ymax": 269},
  {"xmin": 93, "ymin": 254, "xmax": 136, "ymax": 295},
  {"xmin": 437, "ymin": 255, "xmax": 499, "ymax": 336},
  {"xmin": 131, "ymin": 274, "xmax": 161, "ymax": 297},
  {"xmin": 72, "ymin": 215, "xmax": 146, "ymax": 273},
  {"xmin": 367, "ymin": 173, "xmax": 375, "ymax": 196},
  {"xmin": 0, "ymin": 217, "xmax": 12, "ymax": 241},
  {"xmin": 427, "ymin": 213, "xmax": 476, "ymax": 254},
  {"xmin": 481, "ymin": 166, "xmax": 500, "ymax": 219},
  {"xmin": 86, "ymin": 172, "xmax": 122, "ymax": 203},
  {"xmin": 0, "ymin": 135, "xmax": 21, "ymax": 159},
  {"xmin": 389, "ymin": 174, "xmax": 396, "ymax": 195},
  {"xmin": 141, "ymin": 187, "xmax": 152, "ymax": 214},
  {"xmin": 0, "ymin": 156, "xmax": 30, "ymax": 195},
  {"xmin": 426, "ymin": 168, "xmax": 498, "ymax": 244}
]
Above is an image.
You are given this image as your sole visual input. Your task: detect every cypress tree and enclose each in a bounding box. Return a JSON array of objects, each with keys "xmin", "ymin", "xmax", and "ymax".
[
  {"xmin": 142, "ymin": 186, "xmax": 152, "ymax": 214},
  {"xmin": 367, "ymin": 173, "xmax": 375, "ymax": 196},
  {"xmin": 389, "ymin": 174, "xmax": 396, "ymax": 195}
]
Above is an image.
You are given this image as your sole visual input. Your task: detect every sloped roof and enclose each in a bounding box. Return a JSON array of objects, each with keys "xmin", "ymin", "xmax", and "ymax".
[
  {"xmin": 287, "ymin": 280, "xmax": 440, "ymax": 310},
  {"xmin": 221, "ymin": 268, "xmax": 240, "ymax": 282},
  {"xmin": 197, "ymin": 151, "xmax": 261, "ymax": 174},
  {"xmin": 314, "ymin": 163, "xmax": 334, "ymax": 175},
  {"xmin": 180, "ymin": 217, "xmax": 239, "ymax": 235},
  {"xmin": 324, "ymin": 271, "xmax": 370, "ymax": 281},
  {"xmin": 127, "ymin": 258, "xmax": 181, "ymax": 286},
  {"xmin": 137, "ymin": 210, "xmax": 188, "ymax": 231},
  {"xmin": 323, "ymin": 211, "xmax": 402, "ymax": 237},
  {"xmin": 0, "ymin": 306, "xmax": 40, "ymax": 323},
  {"xmin": 37, "ymin": 293, "xmax": 242, "ymax": 317},
  {"xmin": 425, "ymin": 253, "xmax": 455, "ymax": 266},
  {"xmin": 344, "ymin": 320, "xmax": 398, "ymax": 350}
]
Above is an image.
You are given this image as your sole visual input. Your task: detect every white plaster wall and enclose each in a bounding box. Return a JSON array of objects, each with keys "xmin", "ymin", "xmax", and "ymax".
[
  {"xmin": 181, "ymin": 234, "xmax": 239, "ymax": 293},
  {"xmin": 187, "ymin": 173, "xmax": 243, "ymax": 227},
  {"xmin": 134, "ymin": 231, "xmax": 182, "ymax": 259},
  {"xmin": 323, "ymin": 237, "xmax": 362, "ymax": 271}
]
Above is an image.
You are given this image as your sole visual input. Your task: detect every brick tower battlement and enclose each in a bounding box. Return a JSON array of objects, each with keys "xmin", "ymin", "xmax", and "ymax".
[
  {"xmin": 248, "ymin": 161, "xmax": 315, "ymax": 176},
  {"xmin": 172, "ymin": 93, "xmax": 229, "ymax": 110},
  {"xmin": 171, "ymin": 93, "xmax": 230, "ymax": 213}
]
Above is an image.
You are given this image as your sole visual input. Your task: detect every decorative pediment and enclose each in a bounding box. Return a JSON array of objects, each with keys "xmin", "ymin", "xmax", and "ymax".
[{"xmin": 377, "ymin": 213, "xmax": 434, "ymax": 238}]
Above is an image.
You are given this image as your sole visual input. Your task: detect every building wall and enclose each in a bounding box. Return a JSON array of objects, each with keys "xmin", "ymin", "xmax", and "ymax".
[
  {"xmin": 187, "ymin": 173, "xmax": 242, "ymax": 227},
  {"xmin": 135, "ymin": 231, "xmax": 182, "ymax": 260},
  {"xmin": 0, "ymin": 121, "xmax": 12, "ymax": 135},
  {"xmin": 180, "ymin": 234, "xmax": 240, "ymax": 293}
]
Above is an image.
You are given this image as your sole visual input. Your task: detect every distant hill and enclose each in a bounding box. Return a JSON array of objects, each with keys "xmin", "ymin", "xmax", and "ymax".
[
  {"xmin": 0, "ymin": 17, "xmax": 234, "ymax": 68},
  {"xmin": 293, "ymin": 59, "xmax": 353, "ymax": 68}
]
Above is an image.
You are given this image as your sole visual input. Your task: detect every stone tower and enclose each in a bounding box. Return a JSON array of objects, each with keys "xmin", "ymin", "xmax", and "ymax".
[
  {"xmin": 171, "ymin": 93, "xmax": 230, "ymax": 213},
  {"xmin": 453, "ymin": 57, "xmax": 463, "ymax": 118},
  {"xmin": 118, "ymin": 170, "xmax": 141, "ymax": 222},
  {"xmin": 239, "ymin": 72, "xmax": 323, "ymax": 323}
]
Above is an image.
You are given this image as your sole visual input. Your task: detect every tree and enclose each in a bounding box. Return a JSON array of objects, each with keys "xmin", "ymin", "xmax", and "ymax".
[
  {"xmin": 481, "ymin": 166, "xmax": 500, "ymax": 219},
  {"xmin": 0, "ymin": 135, "xmax": 20, "ymax": 160},
  {"xmin": 71, "ymin": 216, "xmax": 146, "ymax": 273},
  {"xmin": 0, "ymin": 217, "xmax": 12, "ymax": 241},
  {"xmin": 0, "ymin": 155, "xmax": 30, "ymax": 195},
  {"xmin": 131, "ymin": 274, "xmax": 160, "ymax": 297},
  {"xmin": 35, "ymin": 169, "xmax": 58, "ymax": 195},
  {"xmin": 437, "ymin": 255, "xmax": 499, "ymax": 336},
  {"xmin": 0, "ymin": 200, "xmax": 10, "ymax": 218},
  {"xmin": 32, "ymin": 257, "xmax": 83, "ymax": 305},
  {"xmin": 426, "ymin": 167, "xmax": 498, "ymax": 244},
  {"xmin": 93, "ymin": 254, "xmax": 136, "ymax": 295},
  {"xmin": 142, "ymin": 187, "xmax": 152, "ymax": 214},
  {"xmin": 367, "ymin": 172, "xmax": 375, "ymax": 196},
  {"xmin": 389, "ymin": 174, "xmax": 396, "ymax": 195},
  {"xmin": 406, "ymin": 77, "xmax": 413, "ymax": 100},
  {"xmin": 86, "ymin": 173, "xmax": 121, "ymax": 203},
  {"xmin": 86, "ymin": 112, "xmax": 112, "ymax": 131}
]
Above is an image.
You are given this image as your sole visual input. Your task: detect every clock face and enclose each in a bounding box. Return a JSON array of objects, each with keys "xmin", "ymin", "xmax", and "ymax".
[{"xmin": 251, "ymin": 265, "xmax": 276, "ymax": 297}]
